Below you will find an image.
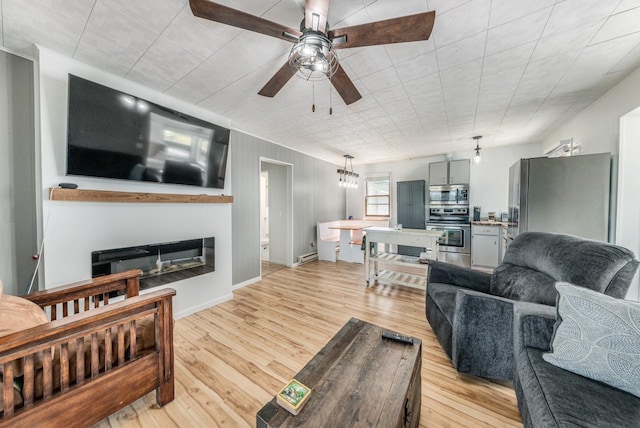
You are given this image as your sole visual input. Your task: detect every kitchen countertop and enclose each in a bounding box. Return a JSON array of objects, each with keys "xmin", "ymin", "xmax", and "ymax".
[{"xmin": 472, "ymin": 221, "xmax": 509, "ymax": 228}]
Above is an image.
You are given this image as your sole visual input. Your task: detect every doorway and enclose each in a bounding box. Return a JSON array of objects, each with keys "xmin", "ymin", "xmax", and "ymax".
[
  {"xmin": 260, "ymin": 159, "xmax": 293, "ymax": 277},
  {"xmin": 260, "ymin": 170, "xmax": 270, "ymax": 262}
]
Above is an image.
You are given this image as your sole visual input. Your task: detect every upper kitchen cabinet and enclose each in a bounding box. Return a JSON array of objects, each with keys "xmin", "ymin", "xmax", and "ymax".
[
  {"xmin": 429, "ymin": 162, "xmax": 448, "ymax": 185},
  {"xmin": 449, "ymin": 160, "xmax": 470, "ymax": 184},
  {"xmin": 429, "ymin": 160, "xmax": 470, "ymax": 185}
]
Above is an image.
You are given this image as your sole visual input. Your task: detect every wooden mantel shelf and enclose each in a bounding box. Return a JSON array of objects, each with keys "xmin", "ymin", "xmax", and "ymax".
[{"xmin": 49, "ymin": 188, "xmax": 233, "ymax": 204}]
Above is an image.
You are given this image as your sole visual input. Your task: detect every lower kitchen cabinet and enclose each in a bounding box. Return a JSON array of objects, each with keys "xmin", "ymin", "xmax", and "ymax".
[{"xmin": 471, "ymin": 224, "xmax": 504, "ymax": 270}]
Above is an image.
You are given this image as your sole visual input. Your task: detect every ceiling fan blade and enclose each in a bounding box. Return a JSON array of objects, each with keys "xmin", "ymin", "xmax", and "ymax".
[
  {"xmin": 329, "ymin": 11, "xmax": 435, "ymax": 49},
  {"xmin": 190, "ymin": 0, "xmax": 302, "ymax": 43},
  {"xmin": 258, "ymin": 57, "xmax": 298, "ymax": 98},
  {"xmin": 304, "ymin": 0, "xmax": 330, "ymax": 32},
  {"xmin": 330, "ymin": 64, "xmax": 362, "ymax": 105}
]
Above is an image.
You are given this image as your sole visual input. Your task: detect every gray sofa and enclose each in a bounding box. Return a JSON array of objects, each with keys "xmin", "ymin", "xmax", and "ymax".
[
  {"xmin": 426, "ymin": 232, "xmax": 639, "ymax": 381},
  {"xmin": 513, "ymin": 303, "xmax": 640, "ymax": 427}
]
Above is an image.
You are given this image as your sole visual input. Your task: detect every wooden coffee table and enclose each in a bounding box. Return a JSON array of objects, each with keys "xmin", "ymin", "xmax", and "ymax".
[{"xmin": 256, "ymin": 318, "xmax": 422, "ymax": 427}]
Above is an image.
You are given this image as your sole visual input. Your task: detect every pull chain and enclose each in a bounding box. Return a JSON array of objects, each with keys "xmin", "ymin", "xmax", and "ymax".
[
  {"xmin": 312, "ymin": 81, "xmax": 316, "ymax": 113},
  {"xmin": 329, "ymin": 78, "xmax": 333, "ymax": 115}
]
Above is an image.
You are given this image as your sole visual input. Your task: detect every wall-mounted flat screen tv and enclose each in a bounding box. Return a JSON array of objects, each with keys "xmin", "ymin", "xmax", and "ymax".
[{"xmin": 66, "ymin": 74, "xmax": 230, "ymax": 189}]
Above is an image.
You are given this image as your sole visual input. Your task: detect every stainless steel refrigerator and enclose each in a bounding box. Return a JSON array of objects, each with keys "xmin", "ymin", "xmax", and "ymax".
[{"xmin": 508, "ymin": 153, "xmax": 611, "ymax": 242}]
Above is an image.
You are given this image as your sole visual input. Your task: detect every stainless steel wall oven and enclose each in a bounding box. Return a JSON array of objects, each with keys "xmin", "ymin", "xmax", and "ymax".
[
  {"xmin": 427, "ymin": 199, "xmax": 471, "ymax": 267},
  {"xmin": 426, "ymin": 222, "xmax": 471, "ymax": 267}
]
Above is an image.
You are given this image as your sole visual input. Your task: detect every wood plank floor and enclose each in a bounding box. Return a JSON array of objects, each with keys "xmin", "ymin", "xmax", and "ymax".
[
  {"xmin": 94, "ymin": 260, "xmax": 523, "ymax": 427},
  {"xmin": 261, "ymin": 260, "xmax": 287, "ymax": 277}
]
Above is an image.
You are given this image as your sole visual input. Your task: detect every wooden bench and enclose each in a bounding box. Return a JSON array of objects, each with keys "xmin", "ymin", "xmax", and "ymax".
[
  {"xmin": 317, "ymin": 219, "xmax": 390, "ymax": 262},
  {"xmin": 317, "ymin": 221, "xmax": 341, "ymax": 261},
  {"xmin": 0, "ymin": 270, "xmax": 175, "ymax": 427}
]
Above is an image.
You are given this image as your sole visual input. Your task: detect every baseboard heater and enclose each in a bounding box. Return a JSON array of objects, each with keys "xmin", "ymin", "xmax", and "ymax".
[{"xmin": 297, "ymin": 252, "xmax": 318, "ymax": 264}]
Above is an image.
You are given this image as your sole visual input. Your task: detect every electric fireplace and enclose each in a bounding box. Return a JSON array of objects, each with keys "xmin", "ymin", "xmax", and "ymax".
[{"xmin": 92, "ymin": 237, "xmax": 214, "ymax": 290}]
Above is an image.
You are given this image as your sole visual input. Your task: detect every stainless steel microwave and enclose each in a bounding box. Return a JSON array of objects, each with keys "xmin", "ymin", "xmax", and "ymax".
[{"xmin": 428, "ymin": 184, "xmax": 469, "ymax": 205}]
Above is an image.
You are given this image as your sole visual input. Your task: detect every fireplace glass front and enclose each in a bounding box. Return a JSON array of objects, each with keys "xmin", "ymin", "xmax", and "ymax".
[{"xmin": 92, "ymin": 237, "xmax": 214, "ymax": 290}]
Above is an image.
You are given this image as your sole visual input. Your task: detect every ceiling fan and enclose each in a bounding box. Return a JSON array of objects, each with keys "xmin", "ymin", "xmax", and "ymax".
[{"xmin": 190, "ymin": 0, "xmax": 435, "ymax": 105}]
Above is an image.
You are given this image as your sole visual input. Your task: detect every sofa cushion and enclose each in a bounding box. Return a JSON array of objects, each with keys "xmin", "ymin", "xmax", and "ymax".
[
  {"xmin": 543, "ymin": 283, "xmax": 640, "ymax": 398},
  {"xmin": 0, "ymin": 293, "xmax": 50, "ymax": 377},
  {"xmin": 520, "ymin": 346, "xmax": 640, "ymax": 427},
  {"xmin": 0, "ymin": 294, "xmax": 48, "ymax": 338},
  {"xmin": 491, "ymin": 264, "xmax": 557, "ymax": 305}
]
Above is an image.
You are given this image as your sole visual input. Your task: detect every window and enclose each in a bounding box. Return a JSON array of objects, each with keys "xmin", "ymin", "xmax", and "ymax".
[{"xmin": 365, "ymin": 175, "xmax": 390, "ymax": 217}]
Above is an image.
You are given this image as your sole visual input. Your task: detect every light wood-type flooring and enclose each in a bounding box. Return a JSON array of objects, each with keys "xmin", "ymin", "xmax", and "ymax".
[
  {"xmin": 95, "ymin": 260, "xmax": 523, "ymax": 427},
  {"xmin": 261, "ymin": 260, "xmax": 287, "ymax": 278}
]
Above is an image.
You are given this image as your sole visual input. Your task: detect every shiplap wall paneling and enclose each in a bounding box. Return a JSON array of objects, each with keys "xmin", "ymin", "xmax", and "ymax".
[{"xmin": 231, "ymin": 131, "xmax": 344, "ymax": 286}]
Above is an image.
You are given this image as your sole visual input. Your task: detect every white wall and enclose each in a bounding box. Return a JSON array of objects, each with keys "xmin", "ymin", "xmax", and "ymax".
[
  {"xmin": 468, "ymin": 144, "xmax": 542, "ymax": 218},
  {"xmin": 617, "ymin": 110, "xmax": 640, "ymax": 302},
  {"xmin": 348, "ymin": 143, "xmax": 541, "ymax": 223},
  {"xmin": 348, "ymin": 155, "xmax": 446, "ymax": 223},
  {"xmin": 542, "ymin": 67, "xmax": 640, "ymax": 155},
  {"xmin": 541, "ymin": 66, "xmax": 640, "ymax": 301},
  {"xmin": 38, "ymin": 47, "xmax": 233, "ymax": 318}
]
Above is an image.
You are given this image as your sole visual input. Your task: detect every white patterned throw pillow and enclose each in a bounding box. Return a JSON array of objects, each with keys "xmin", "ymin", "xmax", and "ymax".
[{"xmin": 543, "ymin": 282, "xmax": 640, "ymax": 398}]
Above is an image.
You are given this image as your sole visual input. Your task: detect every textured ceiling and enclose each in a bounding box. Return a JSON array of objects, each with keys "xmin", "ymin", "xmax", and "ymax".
[{"xmin": 2, "ymin": 0, "xmax": 640, "ymax": 165}]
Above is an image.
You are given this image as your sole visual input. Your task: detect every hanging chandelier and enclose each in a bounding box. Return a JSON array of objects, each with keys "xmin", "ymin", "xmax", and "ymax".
[{"xmin": 337, "ymin": 155, "xmax": 358, "ymax": 189}]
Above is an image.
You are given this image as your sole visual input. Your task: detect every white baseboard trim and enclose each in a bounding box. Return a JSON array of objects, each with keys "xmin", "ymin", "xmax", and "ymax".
[
  {"xmin": 232, "ymin": 276, "xmax": 261, "ymax": 291},
  {"xmin": 174, "ymin": 293, "xmax": 233, "ymax": 319}
]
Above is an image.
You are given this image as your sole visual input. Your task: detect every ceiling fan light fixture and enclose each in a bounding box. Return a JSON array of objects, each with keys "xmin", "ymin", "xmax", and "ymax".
[
  {"xmin": 190, "ymin": 2, "xmax": 435, "ymax": 105},
  {"xmin": 301, "ymin": 45, "xmax": 315, "ymax": 56},
  {"xmin": 311, "ymin": 13, "xmax": 320, "ymax": 32},
  {"xmin": 289, "ymin": 30, "xmax": 338, "ymax": 81}
]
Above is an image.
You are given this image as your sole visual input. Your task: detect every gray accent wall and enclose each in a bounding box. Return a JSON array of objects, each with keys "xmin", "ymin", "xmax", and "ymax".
[
  {"xmin": 0, "ymin": 50, "xmax": 37, "ymax": 296},
  {"xmin": 231, "ymin": 131, "xmax": 345, "ymax": 285}
]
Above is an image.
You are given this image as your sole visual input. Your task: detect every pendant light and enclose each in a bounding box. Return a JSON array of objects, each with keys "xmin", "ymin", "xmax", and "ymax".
[
  {"xmin": 473, "ymin": 135, "xmax": 482, "ymax": 165},
  {"xmin": 337, "ymin": 155, "xmax": 358, "ymax": 189}
]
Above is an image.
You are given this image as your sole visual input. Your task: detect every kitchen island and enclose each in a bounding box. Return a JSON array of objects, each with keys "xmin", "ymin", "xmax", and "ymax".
[{"xmin": 364, "ymin": 227, "xmax": 443, "ymax": 289}]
